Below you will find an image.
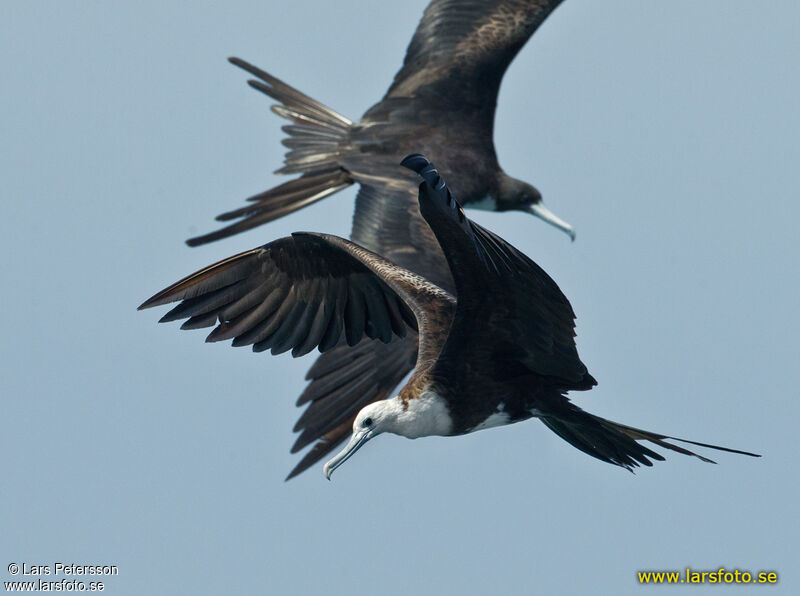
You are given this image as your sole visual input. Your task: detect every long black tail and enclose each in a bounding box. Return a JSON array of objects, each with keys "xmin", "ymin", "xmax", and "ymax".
[
  {"xmin": 540, "ymin": 404, "xmax": 760, "ymax": 470},
  {"xmin": 187, "ymin": 58, "xmax": 353, "ymax": 246}
]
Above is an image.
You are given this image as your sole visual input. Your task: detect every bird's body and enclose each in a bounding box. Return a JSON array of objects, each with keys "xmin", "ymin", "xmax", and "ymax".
[
  {"xmin": 187, "ymin": 0, "xmax": 571, "ymax": 248},
  {"xmin": 179, "ymin": 0, "xmax": 574, "ymax": 477},
  {"xmin": 141, "ymin": 155, "xmax": 759, "ymax": 478}
]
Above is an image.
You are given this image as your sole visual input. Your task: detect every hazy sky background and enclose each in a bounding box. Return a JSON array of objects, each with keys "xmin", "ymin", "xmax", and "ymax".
[{"xmin": 2, "ymin": 1, "xmax": 798, "ymax": 594}]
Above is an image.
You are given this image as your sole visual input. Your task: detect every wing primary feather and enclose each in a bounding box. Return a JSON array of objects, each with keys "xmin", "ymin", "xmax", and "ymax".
[
  {"xmin": 217, "ymin": 182, "xmax": 346, "ymax": 221},
  {"xmin": 208, "ymin": 285, "xmax": 288, "ymax": 344},
  {"xmin": 217, "ymin": 283, "xmax": 272, "ymax": 321},
  {"xmin": 382, "ymin": 291, "xmax": 408, "ymax": 338},
  {"xmin": 296, "ymin": 347, "xmax": 376, "ymax": 406},
  {"xmin": 233, "ymin": 285, "xmax": 299, "ymax": 348},
  {"xmin": 157, "ymin": 282, "xmax": 242, "ymax": 322},
  {"xmin": 266, "ymin": 278, "xmax": 323, "ymax": 354},
  {"xmin": 180, "ymin": 311, "xmax": 220, "ymax": 330},
  {"xmin": 292, "ymin": 372, "xmax": 376, "ymax": 439},
  {"xmin": 139, "ymin": 250, "xmax": 262, "ymax": 310},
  {"xmin": 361, "ymin": 282, "xmax": 393, "ymax": 343},
  {"xmin": 302, "ymin": 335, "xmax": 376, "ymax": 382},
  {"xmin": 254, "ymin": 300, "xmax": 308, "ymax": 353},
  {"xmin": 344, "ymin": 285, "xmax": 366, "ymax": 346},
  {"xmin": 292, "ymin": 279, "xmax": 335, "ymax": 357},
  {"xmin": 228, "ymin": 57, "xmax": 353, "ymax": 127},
  {"xmin": 318, "ymin": 280, "xmax": 347, "ymax": 352},
  {"xmin": 284, "ymin": 419, "xmax": 353, "ymax": 481}
]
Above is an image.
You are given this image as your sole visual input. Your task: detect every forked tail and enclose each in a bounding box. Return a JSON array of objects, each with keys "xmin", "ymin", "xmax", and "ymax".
[
  {"xmin": 187, "ymin": 58, "xmax": 354, "ymax": 246},
  {"xmin": 540, "ymin": 404, "xmax": 760, "ymax": 470}
]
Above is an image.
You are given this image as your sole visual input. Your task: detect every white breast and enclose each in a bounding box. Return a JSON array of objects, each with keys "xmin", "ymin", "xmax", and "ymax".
[{"xmin": 390, "ymin": 391, "xmax": 453, "ymax": 439}]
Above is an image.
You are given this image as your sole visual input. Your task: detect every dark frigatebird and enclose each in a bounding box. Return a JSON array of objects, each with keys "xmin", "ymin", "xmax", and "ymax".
[
  {"xmin": 140, "ymin": 155, "xmax": 759, "ymax": 479},
  {"xmin": 187, "ymin": 0, "xmax": 573, "ymax": 248},
  {"xmin": 179, "ymin": 0, "xmax": 574, "ymax": 479}
]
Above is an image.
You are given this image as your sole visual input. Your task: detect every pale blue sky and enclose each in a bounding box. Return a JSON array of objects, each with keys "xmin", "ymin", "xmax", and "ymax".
[{"xmin": 1, "ymin": 1, "xmax": 797, "ymax": 594}]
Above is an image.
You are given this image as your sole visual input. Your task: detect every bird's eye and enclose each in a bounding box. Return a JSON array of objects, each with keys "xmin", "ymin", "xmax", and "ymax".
[{"xmin": 363, "ymin": 417, "xmax": 373, "ymax": 428}]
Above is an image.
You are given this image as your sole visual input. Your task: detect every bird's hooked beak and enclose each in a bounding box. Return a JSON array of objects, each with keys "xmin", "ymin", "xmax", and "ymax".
[
  {"xmin": 323, "ymin": 427, "xmax": 374, "ymax": 480},
  {"xmin": 525, "ymin": 202, "xmax": 576, "ymax": 241}
]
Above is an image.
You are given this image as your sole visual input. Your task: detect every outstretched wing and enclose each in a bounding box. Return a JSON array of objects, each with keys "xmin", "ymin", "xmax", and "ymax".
[
  {"xmin": 403, "ymin": 154, "xmax": 592, "ymax": 387},
  {"xmin": 140, "ymin": 232, "xmax": 456, "ymax": 478},
  {"xmin": 139, "ymin": 234, "xmax": 455, "ymax": 357},
  {"xmin": 280, "ymin": 179, "xmax": 455, "ymax": 478},
  {"xmin": 284, "ymin": 336, "xmax": 417, "ymax": 480},
  {"xmin": 386, "ymin": 0, "xmax": 564, "ymax": 105},
  {"xmin": 185, "ymin": 58, "xmax": 355, "ymax": 247}
]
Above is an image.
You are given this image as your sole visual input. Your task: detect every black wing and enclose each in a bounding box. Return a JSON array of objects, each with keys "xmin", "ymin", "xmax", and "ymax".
[
  {"xmin": 139, "ymin": 234, "xmax": 429, "ymax": 357},
  {"xmin": 185, "ymin": 58, "xmax": 354, "ymax": 247},
  {"xmin": 403, "ymin": 156, "xmax": 765, "ymax": 468},
  {"xmin": 285, "ymin": 336, "xmax": 417, "ymax": 480},
  {"xmin": 386, "ymin": 0, "xmax": 564, "ymax": 105},
  {"xmin": 280, "ymin": 180, "xmax": 456, "ymax": 478},
  {"xmin": 140, "ymin": 232, "xmax": 456, "ymax": 479},
  {"xmin": 402, "ymin": 154, "xmax": 591, "ymax": 386}
]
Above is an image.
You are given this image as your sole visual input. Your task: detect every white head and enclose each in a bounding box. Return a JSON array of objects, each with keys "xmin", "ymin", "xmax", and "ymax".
[
  {"xmin": 322, "ymin": 400, "xmax": 400, "ymax": 480},
  {"xmin": 322, "ymin": 392, "xmax": 453, "ymax": 479}
]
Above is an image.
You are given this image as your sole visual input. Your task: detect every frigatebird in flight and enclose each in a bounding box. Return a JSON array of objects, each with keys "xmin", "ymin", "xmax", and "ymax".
[
  {"xmin": 179, "ymin": 0, "xmax": 574, "ymax": 478},
  {"xmin": 188, "ymin": 0, "xmax": 573, "ymax": 247},
  {"xmin": 141, "ymin": 155, "xmax": 759, "ymax": 478}
]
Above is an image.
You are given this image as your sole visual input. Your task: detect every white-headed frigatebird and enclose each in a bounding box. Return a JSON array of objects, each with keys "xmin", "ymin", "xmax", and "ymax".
[
  {"xmin": 141, "ymin": 155, "xmax": 759, "ymax": 479},
  {"xmin": 182, "ymin": 0, "xmax": 576, "ymax": 478}
]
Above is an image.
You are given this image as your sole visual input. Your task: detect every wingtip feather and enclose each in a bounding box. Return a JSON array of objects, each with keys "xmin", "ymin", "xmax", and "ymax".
[{"xmin": 400, "ymin": 153, "xmax": 444, "ymax": 189}]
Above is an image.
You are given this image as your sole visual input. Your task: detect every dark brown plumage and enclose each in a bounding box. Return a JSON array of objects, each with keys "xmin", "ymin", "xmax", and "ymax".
[
  {"xmin": 187, "ymin": 0, "xmax": 569, "ymax": 246},
  {"xmin": 141, "ymin": 155, "xmax": 759, "ymax": 478},
  {"xmin": 141, "ymin": 238, "xmax": 418, "ymax": 356},
  {"xmin": 181, "ymin": 0, "xmax": 572, "ymax": 478}
]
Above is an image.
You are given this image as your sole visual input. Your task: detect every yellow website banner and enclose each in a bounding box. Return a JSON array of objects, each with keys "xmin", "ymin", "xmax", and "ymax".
[{"xmin": 637, "ymin": 568, "xmax": 778, "ymax": 585}]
